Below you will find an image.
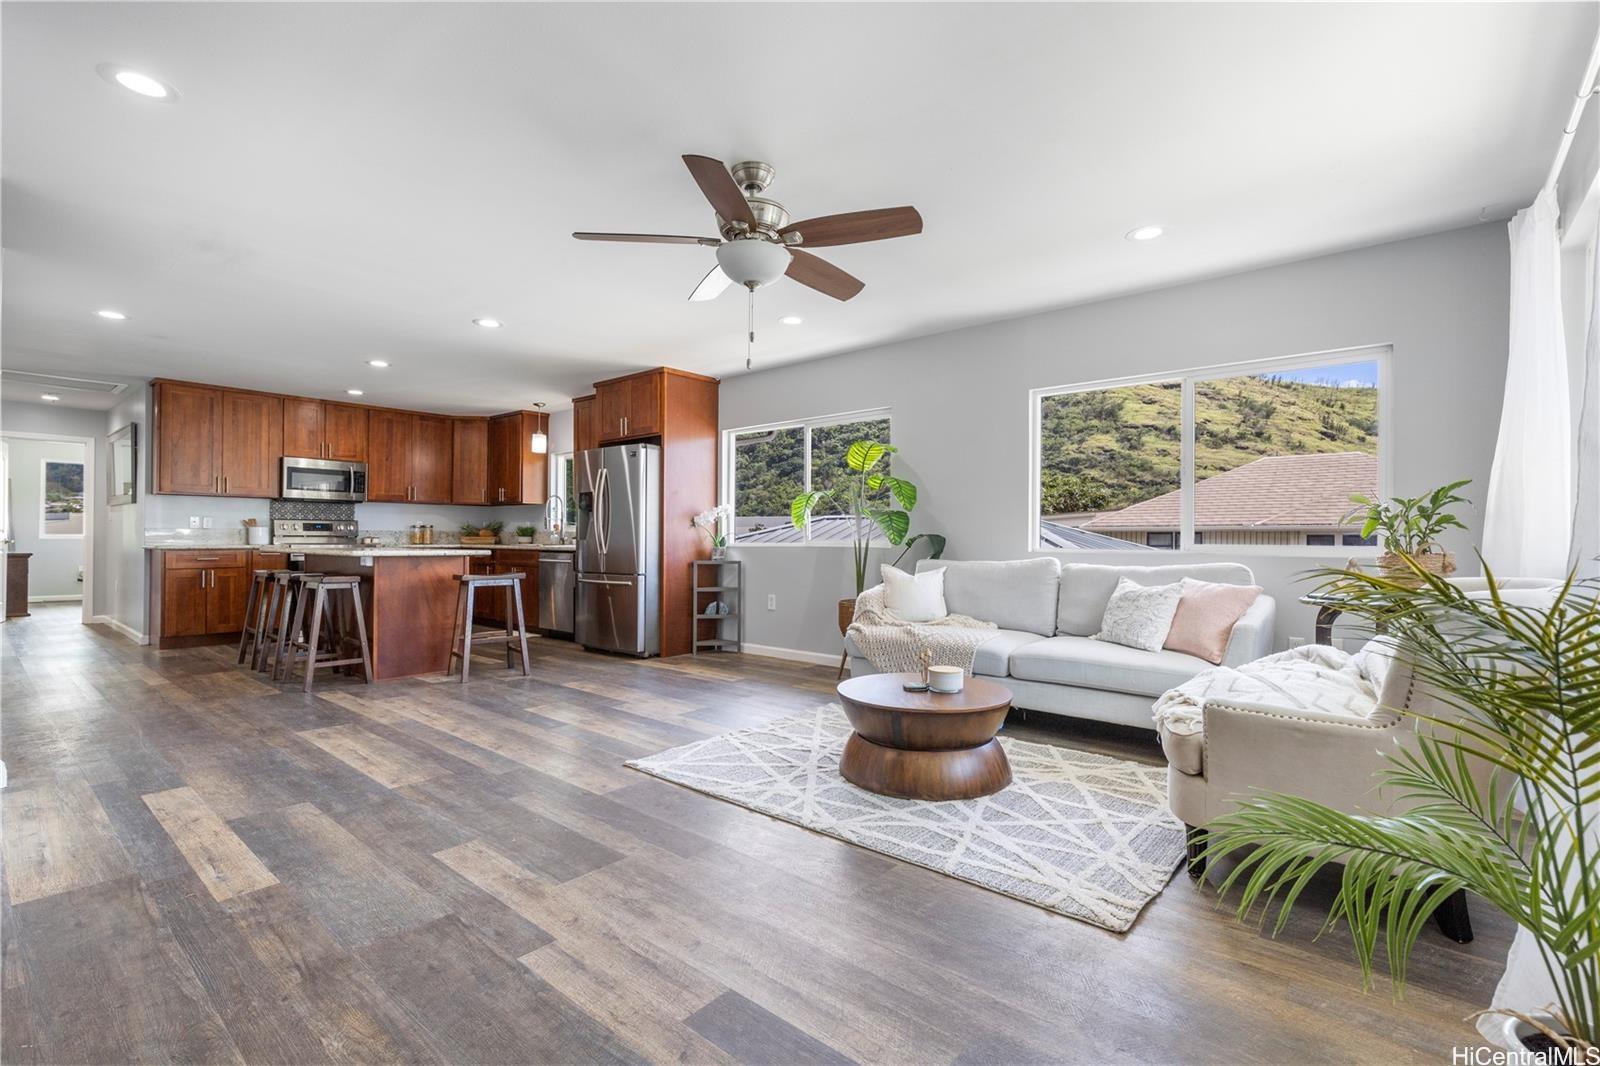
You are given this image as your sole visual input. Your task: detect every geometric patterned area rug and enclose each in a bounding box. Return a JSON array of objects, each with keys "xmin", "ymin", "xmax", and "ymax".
[{"xmin": 626, "ymin": 704, "xmax": 1185, "ymax": 932}]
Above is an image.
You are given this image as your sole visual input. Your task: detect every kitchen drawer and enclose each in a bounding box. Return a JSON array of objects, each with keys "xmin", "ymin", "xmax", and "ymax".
[
  {"xmin": 252, "ymin": 550, "xmax": 291, "ymax": 570},
  {"xmin": 164, "ymin": 549, "xmax": 249, "ymax": 570}
]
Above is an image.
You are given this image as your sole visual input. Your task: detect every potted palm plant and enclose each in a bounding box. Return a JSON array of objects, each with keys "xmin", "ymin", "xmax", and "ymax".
[
  {"xmin": 1345, "ymin": 479, "xmax": 1470, "ymax": 580},
  {"xmin": 790, "ymin": 440, "xmax": 943, "ymax": 638},
  {"xmin": 1202, "ymin": 559, "xmax": 1596, "ymax": 1053}
]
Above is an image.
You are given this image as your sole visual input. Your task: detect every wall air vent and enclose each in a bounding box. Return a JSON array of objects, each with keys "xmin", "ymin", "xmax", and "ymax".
[{"xmin": 1, "ymin": 370, "xmax": 129, "ymax": 395}]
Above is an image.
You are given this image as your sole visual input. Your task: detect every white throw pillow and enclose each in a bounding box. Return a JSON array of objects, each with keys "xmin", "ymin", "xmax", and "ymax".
[
  {"xmin": 881, "ymin": 565, "xmax": 947, "ymax": 623},
  {"xmin": 1091, "ymin": 577, "xmax": 1183, "ymax": 652}
]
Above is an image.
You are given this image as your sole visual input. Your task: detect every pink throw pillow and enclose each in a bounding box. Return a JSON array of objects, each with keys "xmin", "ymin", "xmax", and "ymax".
[{"xmin": 1163, "ymin": 578, "xmax": 1262, "ymax": 664}]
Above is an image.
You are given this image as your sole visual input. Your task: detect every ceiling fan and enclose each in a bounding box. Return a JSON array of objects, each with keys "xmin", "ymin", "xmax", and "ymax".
[{"xmin": 573, "ymin": 155, "xmax": 923, "ymax": 303}]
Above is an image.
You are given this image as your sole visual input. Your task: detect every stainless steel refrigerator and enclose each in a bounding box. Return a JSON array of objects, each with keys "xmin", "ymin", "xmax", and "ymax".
[{"xmin": 575, "ymin": 443, "xmax": 661, "ymax": 656}]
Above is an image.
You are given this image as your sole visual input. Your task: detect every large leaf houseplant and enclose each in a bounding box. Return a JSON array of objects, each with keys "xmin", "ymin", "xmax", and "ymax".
[
  {"xmin": 1346, "ymin": 480, "xmax": 1471, "ymax": 579},
  {"xmin": 790, "ymin": 439, "xmax": 943, "ymax": 638},
  {"xmin": 1203, "ymin": 559, "xmax": 1598, "ymax": 1050}
]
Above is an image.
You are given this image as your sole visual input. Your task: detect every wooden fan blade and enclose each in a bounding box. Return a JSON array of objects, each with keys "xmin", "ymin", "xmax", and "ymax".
[
  {"xmin": 785, "ymin": 249, "xmax": 864, "ymax": 301},
  {"xmin": 780, "ymin": 206, "xmax": 922, "ymax": 248},
  {"xmin": 683, "ymin": 155, "xmax": 756, "ymax": 228},
  {"xmin": 688, "ymin": 265, "xmax": 733, "ymax": 303},
  {"xmin": 573, "ymin": 232, "xmax": 720, "ymax": 246}
]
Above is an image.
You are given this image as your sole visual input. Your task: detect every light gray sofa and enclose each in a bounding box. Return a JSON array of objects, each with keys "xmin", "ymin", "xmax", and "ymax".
[{"xmin": 845, "ymin": 558, "xmax": 1277, "ymax": 730}]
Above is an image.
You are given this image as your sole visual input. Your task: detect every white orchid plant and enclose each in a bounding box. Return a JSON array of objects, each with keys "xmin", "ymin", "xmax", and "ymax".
[{"xmin": 692, "ymin": 504, "xmax": 735, "ymax": 549}]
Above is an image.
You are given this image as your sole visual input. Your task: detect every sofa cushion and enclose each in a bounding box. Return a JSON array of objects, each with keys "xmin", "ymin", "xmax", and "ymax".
[
  {"xmin": 1164, "ymin": 578, "xmax": 1263, "ymax": 664},
  {"xmin": 1057, "ymin": 562, "xmax": 1255, "ymax": 636},
  {"xmin": 916, "ymin": 557, "xmax": 1061, "ymax": 636},
  {"xmin": 971, "ymin": 629, "xmax": 1048, "ymax": 678},
  {"xmin": 881, "ymin": 564, "xmax": 947, "ymax": 622},
  {"xmin": 1093, "ymin": 576, "xmax": 1183, "ymax": 652},
  {"xmin": 1008, "ymin": 634, "xmax": 1215, "ymax": 697}
]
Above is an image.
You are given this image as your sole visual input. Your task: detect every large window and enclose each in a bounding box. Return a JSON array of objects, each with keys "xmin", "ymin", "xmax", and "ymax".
[
  {"xmin": 1033, "ymin": 348, "xmax": 1386, "ymax": 552},
  {"xmin": 726, "ymin": 410, "xmax": 891, "ymax": 544}
]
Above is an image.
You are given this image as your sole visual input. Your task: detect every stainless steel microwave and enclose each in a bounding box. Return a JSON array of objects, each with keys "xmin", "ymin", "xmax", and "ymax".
[{"xmin": 281, "ymin": 456, "xmax": 367, "ymax": 502}]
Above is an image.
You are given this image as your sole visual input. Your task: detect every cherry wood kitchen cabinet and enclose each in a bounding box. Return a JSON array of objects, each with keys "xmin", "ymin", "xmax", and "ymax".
[
  {"xmin": 452, "ymin": 417, "xmax": 490, "ymax": 504},
  {"xmin": 572, "ymin": 395, "xmax": 598, "ymax": 453},
  {"xmin": 594, "ymin": 368, "xmax": 667, "ymax": 443},
  {"xmin": 283, "ymin": 397, "xmax": 369, "ymax": 461},
  {"xmin": 154, "ymin": 381, "xmax": 280, "ymax": 498},
  {"xmin": 150, "ymin": 548, "xmax": 253, "ymax": 646},
  {"xmin": 153, "ymin": 381, "xmax": 223, "ymax": 495},
  {"xmin": 219, "ymin": 390, "xmax": 283, "ymax": 497},
  {"xmin": 471, "ymin": 550, "xmax": 539, "ymax": 631},
  {"xmin": 368, "ymin": 411, "xmax": 454, "ymax": 503},
  {"xmin": 487, "ymin": 411, "xmax": 549, "ymax": 505}
]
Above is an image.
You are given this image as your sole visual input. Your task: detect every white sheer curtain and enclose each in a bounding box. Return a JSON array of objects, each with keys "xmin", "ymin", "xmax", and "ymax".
[
  {"xmin": 1570, "ymin": 236, "xmax": 1599, "ymax": 574},
  {"xmin": 1483, "ymin": 188, "xmax": 1572, "ymax": 578}
]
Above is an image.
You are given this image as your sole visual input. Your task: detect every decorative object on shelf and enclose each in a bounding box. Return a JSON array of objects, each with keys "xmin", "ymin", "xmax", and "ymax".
[
  {"xmin": 106, "ymin": 422, "xmax": 136, "ymax": 505},
  {"xmin": 458, "ymin": 522, "xmax": 497, "ymax": 546},
  {"xmin": 1345, "ymin": 479, "xmax": 1470, "ymax": 582},
  {"xmin": 1203, "ymin": 562, "xmax": 1596, "ymax": 1053},
  {"xmin": 902, "ymin": 647, "xmax": 933, "ymax": 692},
  {"xmin": 693, "ymin": 503, "xmax": 734, "ymax": 560},
  {"xmin": 515, "ymin": 524, "xmax": 538, "ymax": 544},
  {"xmin": 927, "ymin": 664, "xmax": 964, "ymax": 694},
  {"xmin": 691, "ymin": 558, "xmax": 742, "ymax": 654}
]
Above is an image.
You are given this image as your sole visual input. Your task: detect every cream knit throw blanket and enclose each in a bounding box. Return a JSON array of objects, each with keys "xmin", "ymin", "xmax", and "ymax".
[{"xmin": 846, "ymin": 584, "xmax": 997, "ymax": 675}]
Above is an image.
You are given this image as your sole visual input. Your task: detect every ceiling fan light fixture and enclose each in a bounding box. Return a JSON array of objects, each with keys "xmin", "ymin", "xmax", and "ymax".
[{"xmin": 715, "ymin": 238, "xmax": 790, "ymax": 289}]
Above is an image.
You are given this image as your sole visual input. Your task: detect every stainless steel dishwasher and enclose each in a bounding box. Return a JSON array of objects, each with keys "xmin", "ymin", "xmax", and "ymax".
[{"xmin": 537, "ymin": 551, "xmax": 575, "ymax": 636}]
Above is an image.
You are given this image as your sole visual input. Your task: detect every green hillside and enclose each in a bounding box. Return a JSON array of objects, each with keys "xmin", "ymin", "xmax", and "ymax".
[
  {"xmin": 1039, "ymin": 374, "xmax": 1377, "ymax": 514},
  {"xmin": 734, "ymin": 417, "xmax": 892, "ymax": 524}
]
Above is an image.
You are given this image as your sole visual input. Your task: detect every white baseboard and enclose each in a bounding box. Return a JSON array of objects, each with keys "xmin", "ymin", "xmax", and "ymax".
[
  {"xmin": 740, "ymin": 642, "xmax": 840, "ymax": 667},
  {"xmin": 90, "ymin": 615, "xmax": 149, "ymax": 645},
  {"xmin": 28, "ymin": 594, "xmax": 83, "ymax": 603}
]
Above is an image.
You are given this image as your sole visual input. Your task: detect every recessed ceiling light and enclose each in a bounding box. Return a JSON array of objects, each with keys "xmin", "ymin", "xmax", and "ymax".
[
  {"xmin": 367, "ymin": 359, "xmax": 389, "ymax": 368},
  {"xmin": 95, "ymin": 63, "xmax": 177, "ymax": 101},
  {"xmin": 1126, "ymin": 225, "xmax": 1165, "ymax": 242},
  {"xmin": 473, "ymin": 318, "xmax": 503, "ymax": 329},
  {"xmin": 346, "ymin": 389, "xmax": 364, "ymax": 396},
  {"xmin": 778, "ymin": 316, "xmax": 803, "ymax": 326},
  {"xmin": 95, "ymin": 309, "xmax": 128, "ymax": 320},
  {"xmin": 40, "ymin": 394, "xmax": 60, "ymax": 403}
]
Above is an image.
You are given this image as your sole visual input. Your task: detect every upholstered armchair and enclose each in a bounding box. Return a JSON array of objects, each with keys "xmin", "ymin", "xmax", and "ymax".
[{"xmin": 1161, "ymin": 577, "xmax": 1557, "ymax": 944}]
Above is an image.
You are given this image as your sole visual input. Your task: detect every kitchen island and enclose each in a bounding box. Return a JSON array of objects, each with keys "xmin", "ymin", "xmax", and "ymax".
[{"xmin": 293, "ymin": 547, "xmax": 491, "ymax": 680}]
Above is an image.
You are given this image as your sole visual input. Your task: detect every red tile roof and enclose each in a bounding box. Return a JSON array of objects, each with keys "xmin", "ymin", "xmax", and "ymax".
[{"xmin": 1079, "ymin": 452, "xmax": 1377, "ymax": 532}]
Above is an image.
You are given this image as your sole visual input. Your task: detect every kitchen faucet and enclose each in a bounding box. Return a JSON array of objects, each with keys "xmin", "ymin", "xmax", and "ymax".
[{"xmin": 545, "ymin": 495, "xmax": 565, "ymax": 540}]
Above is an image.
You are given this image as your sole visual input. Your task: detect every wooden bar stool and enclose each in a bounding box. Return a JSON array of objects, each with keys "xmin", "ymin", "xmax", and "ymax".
[
  {"xmin": 238, "ymin": 568, "xmax": 295, "ymax": 670},
  {"xmin": 448, "ymin": 570, "xmax": 531, "ymax": 683},
  {"xmin": 283, "ymin": 574, "xmax": 373, "ymax": 692},
  {"xmin": 260, "ymin": 571, "xmax": 314, "ymax": 680}
]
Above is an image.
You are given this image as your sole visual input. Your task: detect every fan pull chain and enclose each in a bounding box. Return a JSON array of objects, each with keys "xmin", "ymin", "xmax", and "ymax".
[{"xmin": 746, "ymin": 284, "xmax": 756, "ymax": 370}]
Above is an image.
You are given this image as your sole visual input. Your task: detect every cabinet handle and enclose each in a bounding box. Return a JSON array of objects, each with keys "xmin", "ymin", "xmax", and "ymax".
[
  {"xmin": 222, "ymin": 476, "xmax": 228, "ymax": 494},
  {"xmin": 193, "ymin": 556, "xmax": 220, "ymax": 561}
]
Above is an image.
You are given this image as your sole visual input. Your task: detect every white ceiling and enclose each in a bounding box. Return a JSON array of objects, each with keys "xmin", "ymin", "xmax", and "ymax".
[{"xmin": 3, "ymin": 2, "xmax": 1594, "ymax": 414}]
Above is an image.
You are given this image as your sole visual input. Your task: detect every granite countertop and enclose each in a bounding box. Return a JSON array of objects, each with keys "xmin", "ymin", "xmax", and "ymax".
[
  {"xmin": 294, "ymin": 547, "xmax": 493, "ymax": 558},
  {"xmin": 488, "ymin": 543, "xmax": 576, "ymax": 552}
]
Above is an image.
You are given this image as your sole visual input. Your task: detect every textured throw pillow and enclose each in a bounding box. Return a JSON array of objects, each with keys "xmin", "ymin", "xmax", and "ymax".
[
  {"xmin": 1163, "ymin": 578, "xmax": 1262, "ymax": 664},
  {"xmin": 881, "ymin": 565, "xmax": 947, "ymax": 623},
  {"xmin": 1091, "ymin": 577, "xmax": 1183, "ymax": 652}
]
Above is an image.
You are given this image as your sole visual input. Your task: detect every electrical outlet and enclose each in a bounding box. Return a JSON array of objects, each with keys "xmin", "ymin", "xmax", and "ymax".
[
  {"xmin": 201, "ymin": 516, "xmax": 213, "ymax": 529},
  {"xmin": 188, "ymin": 515, "xmax": 200, "ymax": 528},
  {"xmin": 766, "ymin": 594, "xmax": 776, "ymax": 611},
  {"xmin": 1287, "ymin": 636, "xmax": 1307, "ymax": 649}
]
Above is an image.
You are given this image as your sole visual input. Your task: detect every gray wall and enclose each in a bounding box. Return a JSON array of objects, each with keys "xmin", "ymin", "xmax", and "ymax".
[
  {"xmin": 101, "ymin": 387, "xmax": 148, "ymax": 637},
  {"xmin": 3, "ymin": 437, "xmax": 87, "ymax": 597},
  {"xmin": 1, "ymin": 400, "xmax": 106, "ymax": 613},
  {"xmin": 719, "ymin": 223, "xmax": 1511, "ymax": 656}
]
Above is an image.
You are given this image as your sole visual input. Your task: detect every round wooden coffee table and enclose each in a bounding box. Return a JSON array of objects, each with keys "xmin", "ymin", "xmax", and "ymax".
[{"xmin": 836, "ymin": 673, "xmax": 1014, "ymax": 801}]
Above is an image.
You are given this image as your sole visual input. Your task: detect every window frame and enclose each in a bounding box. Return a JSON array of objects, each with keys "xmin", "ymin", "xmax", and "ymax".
[
  {"xmin": 721, "ymin": 406, "xmax": 893, "ymax": 548},
  {"xmin": 39, "ymin": 457, "xmax": 86, "ymax": 540},
  {"xmin": 1028, "ymin": 344, "xmax": 1391, "ymax": 557},
  {"xmin": 548, "ymin": 451, "xmax": 577, "ymax": 533}
]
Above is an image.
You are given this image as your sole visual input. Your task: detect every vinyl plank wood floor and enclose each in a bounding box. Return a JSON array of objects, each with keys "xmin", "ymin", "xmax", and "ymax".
[{"xmin": 2, "ymin": 604, "xmax": 1510, "ymax": 1064}]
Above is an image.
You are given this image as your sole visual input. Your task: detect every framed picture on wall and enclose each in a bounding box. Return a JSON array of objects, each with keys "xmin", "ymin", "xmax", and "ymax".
[
  {"xmin": 40, "ymin": 459, "xmax": 85, "ymax": 537},
  {"xmin": 107, "ymin": 422, "xmax": 136, "ymax": 506}
]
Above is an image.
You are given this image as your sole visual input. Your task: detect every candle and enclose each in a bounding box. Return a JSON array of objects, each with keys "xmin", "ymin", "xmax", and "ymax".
[{"xmin": 928, "ymin": 665, "xmax": 964, "ymax": 693}]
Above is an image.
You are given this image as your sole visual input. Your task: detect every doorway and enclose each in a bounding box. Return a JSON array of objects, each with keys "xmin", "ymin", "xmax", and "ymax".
[{"xmin": 2, "ymin": 431, "xmax": 96, "ymax": 623}]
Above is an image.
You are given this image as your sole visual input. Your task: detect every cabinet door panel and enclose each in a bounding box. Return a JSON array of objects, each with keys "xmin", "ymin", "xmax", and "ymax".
[
  {"xmin": 366, "ymin": 410, "xmax": 413, "ymax": 501},
  {"xmin": 487, "ymin": 414, "xmax": 517, "ymax": 504},
  {"xmin": 412, "ymin": 415, "xmax": 454, "ymax": 503},
  {"xmin": 206, "ymin": 567, "xmax": 251, "ymax": 634},
  {"xmin": 161, "ymin": 570, "xmax": 207, "ymax": 637},
  {"xmin": 572, "ymin": 396, "xmax": 597, "ymax": 453},
  {"xmin": 324, "ymin": 403, "xmax": 368, "ymax": 462},
  {"xmin": 626, "ymin": 372, "xmax": 663, "ymax": 436},
  {"xmin": 220, "ymin": 391, "xmax": 282, "ymax": 498},
  {"xmin": 596, "ymin": 381, "xmax": 629, "ymax": 442},
  {"xmin": 451, "ymin": 418, "xmax": 489, "ymax": 505},
  {"xmin": 283, "ymin": 397, "xmax": 324, "ymax": 458},
  {"xmin": 155, "ymin": 382, "xmax": 221, "ymax": 494}
]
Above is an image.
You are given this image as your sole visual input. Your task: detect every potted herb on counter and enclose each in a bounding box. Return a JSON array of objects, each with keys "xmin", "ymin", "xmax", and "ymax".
[{"xmin": 515, "ymin": 524, "xmax": 538, "ymax": 544}]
